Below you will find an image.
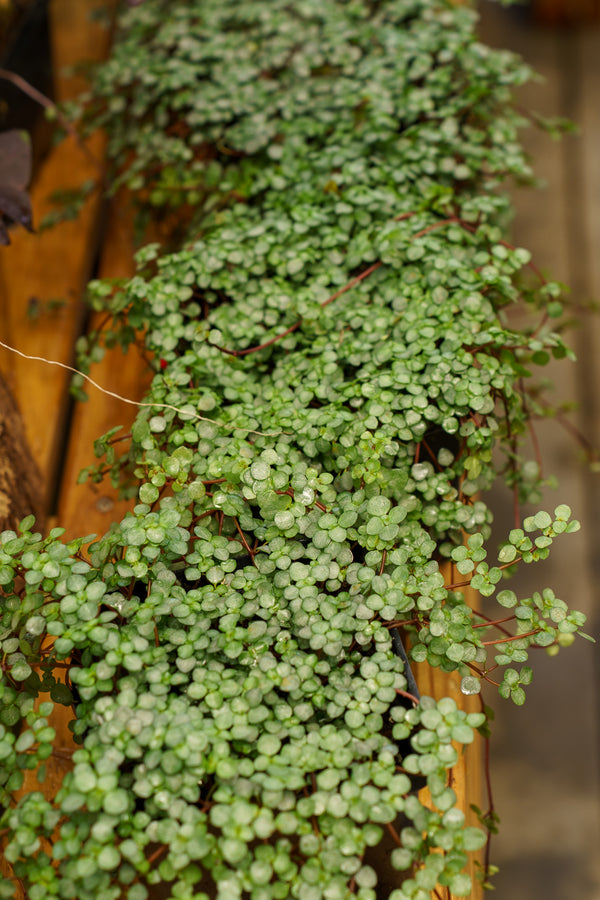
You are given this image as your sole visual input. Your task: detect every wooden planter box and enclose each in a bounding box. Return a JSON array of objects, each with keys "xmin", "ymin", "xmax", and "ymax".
[{"xmin": 0, "ymin": 2, "xmax": 483, "ymax": 898}]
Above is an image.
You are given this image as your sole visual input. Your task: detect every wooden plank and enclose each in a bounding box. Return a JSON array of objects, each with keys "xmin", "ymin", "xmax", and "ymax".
[
  {"xmin": 0, "ymin": 132, "xmax": 102, "ymax": 486},
  {"xmin": 0, "ymin": 371, "xmax": 45, "ymax": 529},
  {"xmin": 531, "ymin": 0, "xmax": 600, "ymax": 25},
  {"xmin": 48, "ymin": 0, "xmax": 117, "ymax": 103},
  {"xmin": 0, "ymin": 1, "xmax": 121, "ymax": 886},
  {"xmin": 414, "ymin": 667, "xmax": 483, "ymax": 899},
  {"xmin": 56, "ymin": 194, "xmax": 153, "ymax": 540},
  {"xmin": 0, "ymin": 0, "xmax": 116, "ymax": 493},
  {"xmin": 413, "ymin": 573, "xmax": 484, "ymax": 900}
]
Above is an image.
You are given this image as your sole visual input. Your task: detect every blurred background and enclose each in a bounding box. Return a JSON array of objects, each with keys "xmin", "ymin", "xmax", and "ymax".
[
  {"xmin": 479, "ymin": 2, "xmax": 600, "ymax": 897},
  {"xmin": 1, "ymin": 0, "xmax": 600, "ymax": 897}
]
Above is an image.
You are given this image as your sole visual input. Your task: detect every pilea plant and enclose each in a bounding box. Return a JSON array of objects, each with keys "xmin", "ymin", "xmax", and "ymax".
[{"xmin": 0, "ymin": 1, "xmax": 590, "ymax": 899}]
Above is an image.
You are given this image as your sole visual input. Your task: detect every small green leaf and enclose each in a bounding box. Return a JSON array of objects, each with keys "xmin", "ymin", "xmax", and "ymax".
[{"xmin": 498, "ymin": 544, "xmax": 517, "ymax": 564}]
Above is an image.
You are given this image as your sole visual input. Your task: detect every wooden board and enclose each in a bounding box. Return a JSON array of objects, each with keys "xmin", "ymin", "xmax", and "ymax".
[
  {"xmin": 48, "ymin": 0, "xmax": 118, "ymax": 103},
  {"xmin": 0, "ymin": 2, "xmax": 129, "ymax": 892},
  {"xmin": 55, "ymin": 195, "xmax": 153, "ymax": 537},
  {"xmin": 414, "ymin": 572, "xmax": 484, "ymax": 900},
  {"xmin": 414, "ymin": 667, "xmax": 484, "ymax": 900},
  {"xmin": 0, "ymin": 371, "xmax": 44, "ymax": 529},
  {"xmin": 0, "ymin": 130, "xmax": 104, "ymax": 487},
  {"xmin": 0, "ymin": 0, "xmax": 117, "ymax": 493},
  {"xmin": 531, "ymin": 0, "xmax": 600, "ymax": 24}
]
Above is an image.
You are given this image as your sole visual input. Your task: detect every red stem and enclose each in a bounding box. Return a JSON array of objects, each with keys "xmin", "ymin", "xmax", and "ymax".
[
  {"xmin": 396, "ymin": 688, "xmax": 420, "ymax": 706},
  {"xmin": 385, "ymin": 822, "xmax": 403, "ymax": 847},
  {"xmin": 480, "ymin": 694, "xmax": 496, "ymax": 887},
  {"xmin": 209, "ymin": 260, "xmax": 382, "ymax": 357},
  {"xmin": 458, "ymin": 219, "xmax": 547, "ymax": 285},
  {"xmin": 0, "ymin": 68, "xmax": 102, "ymax": 173},
  {"xmin": 464, "ymin": 661, "xmax": 501, "ymax": 687},
  {"xmin": 208, "ymin": 213, "xmax": 461, "ymax": 360},
  {"xmin": 233, "ymin": 517, "xmax": 257, "ymax": 565},
  {"xmin": 146, "ymin": 844, "xmax": 168, "ymax": 866},
  {"xmin": 481, "ymin": 628, "xmax": 541, "ymax": 646}
]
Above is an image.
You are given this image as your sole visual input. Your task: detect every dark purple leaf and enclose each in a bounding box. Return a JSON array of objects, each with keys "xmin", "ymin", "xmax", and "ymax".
[{"xmin": 0, "ymin": 129, "xmax": 33, "ymax": 243}]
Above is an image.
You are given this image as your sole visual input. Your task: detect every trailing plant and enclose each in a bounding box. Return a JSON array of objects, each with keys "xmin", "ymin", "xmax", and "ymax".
[{"xmin": 0, "ymin": 1, "xmax": 590, "ymax": 899}]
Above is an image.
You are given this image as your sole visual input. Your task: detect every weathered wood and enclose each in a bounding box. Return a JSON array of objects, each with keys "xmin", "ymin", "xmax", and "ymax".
[
  {"xmin": 56, "ymin": 195, "xmax": 153, "ymax": 541},
  {"xmin": 414, "ymin": 571, "xmax": 484, "ymax": 900},
  {"xmin": 0, "ymin": 2, "xmax": 120, "ymax": 890},
  {"xmin": 0, "ymin": 131, "xmax": 102, "ymax": 486},
  {"xmin": 48, "ymin": 0, "xmax": 118, "ymax": 103},
  {"xmin": 0, "ymin": 371, "xmax": 44, "ymax": 530},
  {"xmin": 414, "ymin": 664, "xmax": 484, "ymax": 900},
  {"xmin": 0, "ymin": 0, "xmax": 117, "ymax": 489},
  {"xmin": 531, "ymin": 0, "xmax": 600, "ymax": 24}
]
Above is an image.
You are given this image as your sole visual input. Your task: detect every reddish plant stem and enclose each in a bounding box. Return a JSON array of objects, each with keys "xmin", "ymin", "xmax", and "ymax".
[
  {"xmin": 444, "ymin": 577, "xmax": 471, "ymax": 591},
  {"xmin": 52, "ymin": 747, "xmax": 74, "ymax": 760},
  {"xmin": 421, "ymin": 437, "xmax": 443, "ymax": 470},
  {"xmin": 0, "ymin": 68, "xmax": 103, "ymax": 173},
  {"xmin": 501, "ymin": 396, "xmax": 521, "ymax": 529},
  {"xmin": 378, "ymin": 549, "xmax": 387, "ymax": 576},
  {"xmin": 93, "ymin": 310, "xmax": 116, "ymax": 336},
  {"xmin": 479, "ymin": 695, "xmax": 496, "ymax": 887},
  {"xmin": 520, "ymin": 378, "xmax": 543, "ymax": 478},
  {"xmin": 474, "ymin": 622, "xmax": 515, "ymax": 640},
  {"xmin": 233, "ymin": 517, "xmax": 257, "ymax": 565},
  {"xmin": 276, "ymin": 487, "xmax": 327, "ymax": 512},
  {"xmin": 459, "ymin": 219, "xmax": 547, "ymax": 285},
  {"xmin": 553, "ymin": 411, "xmax": 600, "ymax": 463},
  {"xmin": 385, "ymin": 822, "xmax": 403, "ymax": 847},
  {"xmin": 209, "ymin": 260, "xmax": 382, "ymax": 358},
  {"xmin": 348, "ymin": 852, "xmax": 365, "ymax": 894},
  {"xmin": 472, "ymin": 612, "xmax": 517, "ymax": 630},
  {"xmin": 411, "ymin": 216, "xmax": 459, "ymax": 240},
  {"xmin": 395, "ymin": 211, "xmax": 417, "ymax": 223},
  {"xmin": 396, "ymin": 688, "xmax": 420, "ymax": 706},
  {"xmin": 384, "ymin": 618, "xmax": 419, "ymax": 629},
  {"xmin": 481, "ymin": 628, "xmax": 541, "ymax": 646},
  {"xmin": 463, "ymin": 660, "xmax": 500, "ymax": 687},
  {"xmin": 208, "ymin": 214, "xmax": 458, "ymax": 359},
  {"xmin": 146, "ymin": 844, "xmax": 168, "ymax": 866},
  {"xmin": 196, "ymin": 508, "xmax": 218, "ymax": 522},
  {"xmin": 445, "ymin": 557, "xmax": 523, "ymax": 592},
  {"xmin": 107, "ymin": 431, "xmax": 132, "ymax": 445}
]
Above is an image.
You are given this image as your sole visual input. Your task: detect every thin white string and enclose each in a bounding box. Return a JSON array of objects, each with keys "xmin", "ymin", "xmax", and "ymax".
[{"xmin": 0, "ymin": 340, "xmax": 281, "ymax": 436}]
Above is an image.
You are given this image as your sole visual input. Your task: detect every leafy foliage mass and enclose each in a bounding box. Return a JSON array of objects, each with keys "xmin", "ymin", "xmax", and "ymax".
[{"xmin": 0, "ymin": 1, "xmax": 588, "ymax": 899}]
